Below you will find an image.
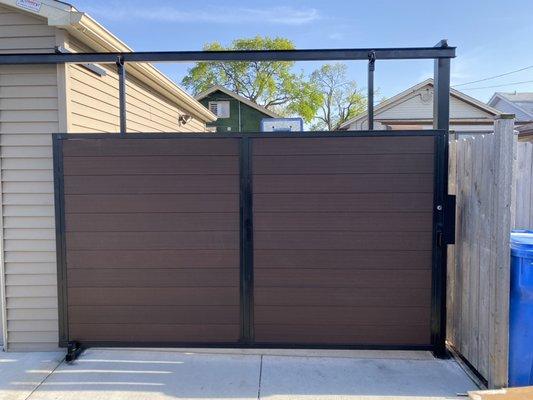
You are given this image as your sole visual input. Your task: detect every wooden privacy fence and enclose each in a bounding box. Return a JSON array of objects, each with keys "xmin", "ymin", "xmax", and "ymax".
[
  {"xmin": 447, "ymin": 116, "xmax": 517, "ymax": 389},
  {"xmin": 515, "ymin": 139, "xmax": 533, "ymax": 229}
]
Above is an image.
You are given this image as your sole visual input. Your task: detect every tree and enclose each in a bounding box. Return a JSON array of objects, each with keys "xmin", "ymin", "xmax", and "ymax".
[
  {"xmin": 182, "ymin": 36, "xmax": 322, "ymax": 123},
  {"xmin": 309, "ymin": 63, "xmax": 367, "ymax": 130}
]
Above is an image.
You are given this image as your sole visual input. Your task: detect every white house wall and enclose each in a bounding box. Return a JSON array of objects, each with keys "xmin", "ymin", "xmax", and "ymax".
[{"xmin": 348, "ymin": 87, "xmax": 495, "ymax": 130}]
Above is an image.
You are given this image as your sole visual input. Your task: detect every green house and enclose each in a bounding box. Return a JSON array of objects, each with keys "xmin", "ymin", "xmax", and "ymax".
[{"xmin": 196, "ymin": 86, "xmax": 280, "ymax": 133}]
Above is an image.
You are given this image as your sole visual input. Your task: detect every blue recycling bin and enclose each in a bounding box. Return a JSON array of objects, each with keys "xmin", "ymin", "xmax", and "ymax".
[{"xmin": 509, "ymin": 230, "xmax": 533, "ymax": 387}]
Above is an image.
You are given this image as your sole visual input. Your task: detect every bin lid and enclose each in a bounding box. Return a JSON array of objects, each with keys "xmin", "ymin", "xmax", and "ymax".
[{"xmin": 511, "ymin": 230, "xmax": 533, "ymax": 257}]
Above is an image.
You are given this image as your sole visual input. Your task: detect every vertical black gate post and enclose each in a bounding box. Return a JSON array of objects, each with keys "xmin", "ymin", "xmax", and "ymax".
[
  {"xmin": 239, "ymin": 137, "xmax": 254, "ymax": 344},
  {"xmin": 431, "ymin": 39, "xmax": 452, "ymax": 358},
  {"xmin": 52, "ymin": 134, "xmax": 68, "ymax": 347}
]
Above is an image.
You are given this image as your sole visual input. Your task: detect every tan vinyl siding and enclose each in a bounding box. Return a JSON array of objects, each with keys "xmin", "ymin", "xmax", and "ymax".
[
  {"xmin": 0, "ymin": 66, "xmax": 59, "ymax": 351},
  {"xmin": 0, "ymin": 4, "xmax": 59, "ymax": 351},
  {"xmin": 68, "ymin": 38, "xmax": 207, "ymax": 134}
]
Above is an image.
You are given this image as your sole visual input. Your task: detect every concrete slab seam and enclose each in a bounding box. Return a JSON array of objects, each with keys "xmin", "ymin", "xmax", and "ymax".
[{"xmin": 24, "ymin": 356, "xmax": 65, "ymax": 400}]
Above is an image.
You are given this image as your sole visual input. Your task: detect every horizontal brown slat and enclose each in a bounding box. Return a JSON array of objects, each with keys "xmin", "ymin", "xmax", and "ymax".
[
  {"xmin": 254, "ymin": 250, "xmax": 431, "ymax": 269},
  {"xmin": 254, "ymin": 269, "xmax": 431, "ymax": 288},
  {"xmin": 63, "ymin": 138, "xmax": 240, "ymax": 157},
  {"xmin": 254, "ymin": 212, "xmax": 432, "ymax": 232},
  {"xmin": 255, "ymin": 287, "xmax": 431, "ymax": 307},
  {"xmin": 65, "ymin": 175, "xmax": 239, "ymax": 194},
  {"xmin": 65, "ymin": 194, "xmax": 239, "ymax": 213},
  {"xmin": 67, "ymin": 249, "xmax": 239, "ymax": 269},
  {"xmin": 66, "ymin": 213, "xmax": 239, "ymax": 232},
  {"xmin": 253, "ymin": 174, "xmax": 433, "ymax": 194},
  {"xmin": 254, "ymin": 324, "xmax": 431, "ymax": 345},
  {"xmin": 253, "ymin": 154, "xmax": 434, "ymax": 175},
  {"xmin": 252, "ymin": 136, "xmax": 435, "ymax": 155},
  {"xmin": 63, "ymin": 156, "xmax": 238, "ymax": 175},
  {"xmin": 254, "ymin": 193, "xmax": 433, "ymax": 212},
  {"xmin": 254, "ymin": 231, "xmax": 431, "ymax": 251},
  {"xmin": 68, "ymin": 268, "xmax": 239, "ymax": 287},
  {"xmin": 68, "ymin": 287, "xmax": 239, "ymax": 306},
  {"xmin": 255, "ymin": 306, "xmax": 430, "ymax": 326},
  {"xmin": 69, "ymin": 323, "xmax": 240, "ymax": 343},
  {"xmin": 67, "ymin": 231, "xmax": 239, "ymax": 251},
  {"xmin": 68, "ymin": 305, "xmax": 239, "ymax": 325}
]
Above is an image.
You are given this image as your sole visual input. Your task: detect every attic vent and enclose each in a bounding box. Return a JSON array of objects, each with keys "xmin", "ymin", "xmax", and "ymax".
[{"xmin": 420, "ymin": 89, "xmax": 433, "ymax": 103}]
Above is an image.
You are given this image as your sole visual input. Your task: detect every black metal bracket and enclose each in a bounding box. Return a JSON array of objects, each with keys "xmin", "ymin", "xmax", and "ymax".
[
  {"xmin": 368, "ymin": 51, "xmax": 376, "ymax": 70},
  {"xmin": 367, "ymin": 51, "xmax": 376, "ymax": 130},
  {"xmin": 65, "ymin": 341, "xmax": 84, "ymax": 363}
]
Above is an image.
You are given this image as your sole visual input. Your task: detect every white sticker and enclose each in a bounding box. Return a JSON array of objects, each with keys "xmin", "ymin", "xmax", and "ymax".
[{"xmin": 16, "ymin": 0, "xmax": 42, "ymax": 12}]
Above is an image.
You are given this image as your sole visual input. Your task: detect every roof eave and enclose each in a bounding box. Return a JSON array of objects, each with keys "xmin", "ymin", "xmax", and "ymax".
[
  {"xmin": 1, "ymin": 0, "xmax": 216, "ymax": 123},
  {"xmin": 66, "ymin": 14, "xmax": 216, "ymax": 123}
]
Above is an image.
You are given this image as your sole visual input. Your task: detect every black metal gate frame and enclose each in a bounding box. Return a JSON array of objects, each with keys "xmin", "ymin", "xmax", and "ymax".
[
  {"xmin": 2, "ymin": 40, "xmax": 456, "ymax": 359},
  {"xmin": 53, "ymin": 129, "xmax": 455, "ymax": 360}
]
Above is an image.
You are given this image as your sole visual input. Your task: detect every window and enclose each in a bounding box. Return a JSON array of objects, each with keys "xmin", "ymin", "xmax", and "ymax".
[{"xmin": 208, "ymin": 101, "xmax": 230, "ymax": 118}]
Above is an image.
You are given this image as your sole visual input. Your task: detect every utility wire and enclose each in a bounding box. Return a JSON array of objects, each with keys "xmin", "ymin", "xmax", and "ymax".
[
  {"xmin": 452, "ymin": 64, "xmax": 533, "ymax": 87},
  {"xmin": 458, "ymin": 79, "xmax": 533, "ymax": 91}
]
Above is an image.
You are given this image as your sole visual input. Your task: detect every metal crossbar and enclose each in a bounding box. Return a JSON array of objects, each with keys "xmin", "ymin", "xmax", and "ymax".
[{"xmin": 0, "ymin": 46, "xmax": 455, "ymax": 65}]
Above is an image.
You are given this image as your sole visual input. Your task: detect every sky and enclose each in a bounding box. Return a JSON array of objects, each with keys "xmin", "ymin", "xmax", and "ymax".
[{"xmin": 70, "ymin": 0, "xmax": 533, "ymax": 103}]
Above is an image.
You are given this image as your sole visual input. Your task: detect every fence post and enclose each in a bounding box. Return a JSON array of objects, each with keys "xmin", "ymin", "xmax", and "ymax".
[{"xmin": 489, "ymin": 115, "xmax": 516, "ymax": 388}]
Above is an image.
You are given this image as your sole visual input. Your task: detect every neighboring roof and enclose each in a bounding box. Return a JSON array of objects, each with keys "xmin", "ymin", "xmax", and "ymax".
[
  {"xmin": 488, "ymin": 92, "xmax": 533, "ymax": 119},
  {"xmin": 0, "ymin": 0, "xmax": 216, "ymax": 123},
  {"xmin": 517, "ymin": 122, "xmax": 533, "ymax": 134},
  {"xmin": 498, "ymin": 92, "xmax": 533, "ymax": 102},
  {"xmin": 339, "ymin": 78, "xmax": 501, "ymax": 130},
  {"xmin": 196, "ymin": 85, "xmax": 281, "ymax": 118}
]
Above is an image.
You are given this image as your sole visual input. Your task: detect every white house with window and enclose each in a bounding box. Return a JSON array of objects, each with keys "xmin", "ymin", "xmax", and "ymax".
[{"xmin": 339, "ymin": 79, "xmax": 501, "ymax": 134}]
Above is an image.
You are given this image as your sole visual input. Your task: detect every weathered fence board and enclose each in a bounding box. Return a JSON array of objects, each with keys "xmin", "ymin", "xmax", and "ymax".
[
  {"xmin": 515, "ymin": 140, "xmax": 533, "ymax": 229},
  {"xmin": 447, "ymin": 116, "xmax": 516, "ymax": 388}
]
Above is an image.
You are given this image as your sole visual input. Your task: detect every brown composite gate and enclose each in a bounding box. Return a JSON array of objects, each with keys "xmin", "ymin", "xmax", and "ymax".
[
  {"xmin": 251, "ymin": 136, "xmax": 435, "ymax": 346},
  {"xmin": 56, "ymin": 137, "xmax": 242, "ymax": 345},
  {"xmin": 54, "ymin": 131, "xmax": 448, "ymax": 352}
]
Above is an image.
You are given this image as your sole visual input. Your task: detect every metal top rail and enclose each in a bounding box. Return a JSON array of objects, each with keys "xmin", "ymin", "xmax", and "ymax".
[{"xmin": 0, "ymin": 46, "xmax": 455, "ymax": 65}]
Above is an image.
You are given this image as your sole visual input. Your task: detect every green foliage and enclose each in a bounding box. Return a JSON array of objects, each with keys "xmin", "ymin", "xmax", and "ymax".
[
  {"xmin": 309, "ymin": 63, "xmax": 367, "ymax": 130},
  {"xmin": 182, "ymin": 36, "xmax": 321, "ymax": 123}
]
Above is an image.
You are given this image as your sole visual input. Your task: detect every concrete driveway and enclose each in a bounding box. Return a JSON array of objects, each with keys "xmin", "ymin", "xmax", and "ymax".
[{"xmin": 1, "ymin": 348, "xmax": 479, "ymax": 400}]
